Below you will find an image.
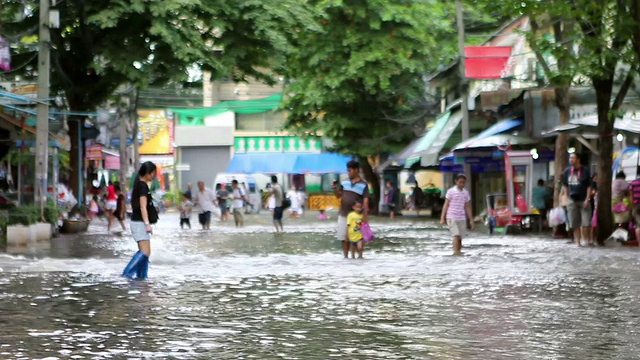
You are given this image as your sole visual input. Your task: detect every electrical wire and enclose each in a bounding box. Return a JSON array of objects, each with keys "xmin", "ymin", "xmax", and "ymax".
[
  {"xmin": 0, "ymin": 51, "xmax": 38, "ymax": 75},
  {"xmin": 0, "ymin": 26, "xmax": 38, "ymax": 43}
]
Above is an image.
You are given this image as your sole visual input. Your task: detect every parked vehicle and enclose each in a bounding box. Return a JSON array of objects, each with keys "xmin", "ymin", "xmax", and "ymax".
[{"xmin": 212, "ymin": 174, "xmax": 261, "ymax": 214}]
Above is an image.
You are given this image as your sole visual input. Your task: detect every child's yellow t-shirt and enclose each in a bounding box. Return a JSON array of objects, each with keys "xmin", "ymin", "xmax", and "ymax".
[{"xmin": 347, "ymin": 211, "xmax": 363, "ymax": 243}]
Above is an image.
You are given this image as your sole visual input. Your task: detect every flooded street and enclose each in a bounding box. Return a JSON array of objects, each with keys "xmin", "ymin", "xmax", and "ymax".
[{"xmin": 1, "ymin": 211, "xmax": 640, "ymax": 359}]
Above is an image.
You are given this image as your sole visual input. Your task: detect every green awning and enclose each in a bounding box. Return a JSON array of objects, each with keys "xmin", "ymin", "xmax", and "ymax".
[
  {"xmin": 404, "ymin": 156, "xmax": 421, "ymax": 168},
  {"xmin": 404, "ymin": 110, "xmax": 462, "ymax": 168},
  {"xmin": 170, "ymin": 94, "xmax": 283, "ymax": 125}
]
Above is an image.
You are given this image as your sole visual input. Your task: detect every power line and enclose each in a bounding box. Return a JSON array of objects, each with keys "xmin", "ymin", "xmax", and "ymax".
[
  {"xmin": 0, "ymin": 26, "xmax": 39, "ymax": 43},
  {"xmin": 0, "ymin": 51, "xmax": 38, "ymax": 74}
]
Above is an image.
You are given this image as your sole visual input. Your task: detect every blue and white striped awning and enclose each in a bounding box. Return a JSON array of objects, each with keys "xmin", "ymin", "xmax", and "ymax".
[{"xmin": 226, "ymin": 152, "xmax": 353, "ymax": 174}]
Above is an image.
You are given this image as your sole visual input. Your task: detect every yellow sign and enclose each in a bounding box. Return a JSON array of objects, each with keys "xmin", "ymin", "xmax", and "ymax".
[{"xmin": 138, "ymin": 109, "xmax": 174, "ymax": 155}]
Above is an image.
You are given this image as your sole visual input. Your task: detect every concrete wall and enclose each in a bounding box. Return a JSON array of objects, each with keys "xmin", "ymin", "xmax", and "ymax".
[
  {"xmin": 174, "ymin": 125, "xmax": 234, "ymax": 147},
  {"xmin": 178, "ymin": 146, "xmax": 231, "ymax": 191}
]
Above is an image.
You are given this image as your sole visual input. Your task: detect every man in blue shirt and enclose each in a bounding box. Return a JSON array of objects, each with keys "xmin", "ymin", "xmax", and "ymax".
[{"xmin": 333, "ymin": 160, "xmax": 369, "ymax": 258}]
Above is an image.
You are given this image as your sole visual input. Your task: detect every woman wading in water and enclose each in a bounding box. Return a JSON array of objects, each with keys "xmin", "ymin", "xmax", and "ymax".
[{"xmin": 122, "ymin": 161, "xmax": 157, "ymax": 279}]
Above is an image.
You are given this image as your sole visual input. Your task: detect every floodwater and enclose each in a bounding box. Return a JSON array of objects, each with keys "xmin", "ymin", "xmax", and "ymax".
[{"xmin": 1, "ymin": 211, "xmax": 640, "ymax": 359}]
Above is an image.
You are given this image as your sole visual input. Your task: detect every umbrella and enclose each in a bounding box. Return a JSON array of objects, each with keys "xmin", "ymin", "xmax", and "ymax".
[{"xmin": 453, "ymin": 134, "xmax": 537, "ymax": 151}]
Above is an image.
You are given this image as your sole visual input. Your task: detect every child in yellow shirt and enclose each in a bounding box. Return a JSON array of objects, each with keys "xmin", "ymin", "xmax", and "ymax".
[{"xmin": 347, "ymin": 200, "xmax": 364, "ymax": 259}]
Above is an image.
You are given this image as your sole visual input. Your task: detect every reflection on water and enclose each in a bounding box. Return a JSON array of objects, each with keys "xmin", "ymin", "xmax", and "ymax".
[{"xmin": 1, "ymin": 212, "xmax": 640, "ymax": 359}]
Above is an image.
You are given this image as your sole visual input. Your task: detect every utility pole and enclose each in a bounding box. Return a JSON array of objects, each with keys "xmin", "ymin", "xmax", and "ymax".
[
  {"xmin": 132, "ymin": 89, "xmax": 141, "ymax": 172},
  {"xmin": 35, "ymin": 0, "xmax": 51, "ymax": 214},
  {"xmin": 456, "ymin": 0, "xmax": 470, "ymax": 141}
]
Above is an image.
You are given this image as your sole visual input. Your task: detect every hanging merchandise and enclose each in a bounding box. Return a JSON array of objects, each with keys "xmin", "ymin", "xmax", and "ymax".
[{"xmin": 0, "ymin": 37, "xmax": 10, "ymax": 71}]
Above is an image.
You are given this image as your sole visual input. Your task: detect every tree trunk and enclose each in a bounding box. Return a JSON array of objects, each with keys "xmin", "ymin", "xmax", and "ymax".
[
  {"xmin": 118, "ymin": 110, "xmax": 128, "ymax": 187},
  {"xmin": 360, "ymin": 157, "xmax": 380, "ymax": 215},
  {"xmin": 594, "ymin": 80, "xmax": 614, "ymax": 244},
  {"xmin": 553, "ymin": 85, "xmax": 571, "ymax": 206}
]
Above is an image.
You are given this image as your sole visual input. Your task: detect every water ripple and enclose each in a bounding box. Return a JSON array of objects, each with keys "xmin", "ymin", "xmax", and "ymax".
[{"xmin": 0, "ymin": 212, "xmax": 639, "ymax": 358}]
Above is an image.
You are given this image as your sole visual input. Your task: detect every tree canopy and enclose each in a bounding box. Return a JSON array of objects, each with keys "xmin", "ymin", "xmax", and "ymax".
[
  {"xmin": 1, "ymin": 0, "xmax": 316, "ymax": 209},
  {"xmin": 282, "ymin": 1, "xmax": 506, "ymax": 157},
  {"xmin": 283, "ymin": 0, "xmax": 455, "ymax": 159},
  {"xmin": 1, "ymin": 0, "xmax": 315, "ymax": 110},
  {"xmin": 474, "ymin": 0, "xmax": 639, "ymax": 242}
]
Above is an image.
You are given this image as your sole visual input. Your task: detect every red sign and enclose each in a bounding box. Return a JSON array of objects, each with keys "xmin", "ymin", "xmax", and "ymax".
[
  {"xmin": 465, "ymin": 46, "xmax": 512, "ymax": 79},
  {"xmin": 105, "ymin": 154, "xmax": 120, "ymax": 170},
  {"xmin": 86, "ymin": 144, "xmax": 103, "ymax": 160}
]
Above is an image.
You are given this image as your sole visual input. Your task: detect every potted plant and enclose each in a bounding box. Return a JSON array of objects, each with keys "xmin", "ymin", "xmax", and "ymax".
[
  {"xmin": 162, "ymin": 191, "xmax": 176, "ymax": 208},
  {"xmin": 6, "ymin": 205, "xmax": 38, "ymax": 246}
]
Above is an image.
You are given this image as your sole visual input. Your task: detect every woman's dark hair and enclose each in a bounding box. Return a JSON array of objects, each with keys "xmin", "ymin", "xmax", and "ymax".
[
  {"xmin": 616, "ymin": 171, "xmax": 626, "ymax": 179},
  {"xmin": 537, "ymin": 179, "xmax": 544, "ymax": 186},
  {"xmin": 114, "ymin": 182, "xmax": 121, "ymax": 192},
  {"xmin": 132, "ymin": 161, "xmax": 157, "ymax": 205},
  {"xmin": 137, "ymin": 161, "xmax": 157, "ymax": 178}
]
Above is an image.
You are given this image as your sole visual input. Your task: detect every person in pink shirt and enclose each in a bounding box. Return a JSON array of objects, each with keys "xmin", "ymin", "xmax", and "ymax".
[
  {"xmin": 440, "ymin": 173, "xmax": 474, "ymax": 255},
  {"xmin": 629, "ymin": 176, "xmax": 640, "ymax": 245}
]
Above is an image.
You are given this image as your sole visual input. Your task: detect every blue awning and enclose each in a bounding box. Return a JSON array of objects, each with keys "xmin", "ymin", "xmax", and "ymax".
[
  {"xmin": 16, "ymin": 140, "xmax": 62, "ymax": 148},
  {"xmin": 451, "ymin": 119, "xmax": 524, "ymax": 151},
  {"xmin": 439, "ymin": 153, "xmax": 505, "ymax": 173},
  {"xmin": 292, "ymin": 153, "xmax": 353, "ymax": 174},
  {"xmin": 476, "ymin": 118, "xmax": 523, "ymax": 139},
  {"xmin": 226, "ymin": 152, "xmax": 352, "ymax": 174},
  {"xmin": 226, "ymin": 153, "xmax": 298, "ymax": 173}
]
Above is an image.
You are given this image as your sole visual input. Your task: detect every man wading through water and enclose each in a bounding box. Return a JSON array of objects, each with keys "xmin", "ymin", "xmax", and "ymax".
[
  {"xmin": 562, "ymin": 152, "xmax": 593, "ymax": 246},
  {"xmin": 440, "ymin": 173, "xmax": 474, "ymax": 256},
  {"xmin": 333, "ymin": 160, "xmax": 369, "ymax": 258}
]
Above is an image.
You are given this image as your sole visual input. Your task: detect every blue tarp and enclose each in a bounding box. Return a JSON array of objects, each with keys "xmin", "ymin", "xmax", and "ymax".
[
  {"xmin": 292, "ymin": 153, "xmax": 353, "ymax": 174},
  {"xmin": 16, "ymin": 140, "xmax": 62, "ymax": 147},
  {"xmin": 226, "ymin": 152, "xmax": 352, "ymax": 174},
  {"xmin": 476, "ymin": 118, "xmax": 523, "ymax": 139},
  {"xmin": 448, "ymin": 119, "xmax": 525, "ymax": 152}
]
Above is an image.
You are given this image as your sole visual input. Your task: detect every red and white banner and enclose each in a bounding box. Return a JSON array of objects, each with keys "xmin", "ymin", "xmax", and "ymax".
[
  {"xmin": 105, "ymin": 155, "xmax": 120, "ymax": 170},
  {"xmin": 86, "ymin": 144, "xmax": 103, "ymax": 160}
]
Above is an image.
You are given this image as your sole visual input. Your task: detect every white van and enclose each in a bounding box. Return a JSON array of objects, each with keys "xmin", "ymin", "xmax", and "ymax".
[{"xmin": 213, "ymin": 173, "xmax": 262, "ymax": 214}]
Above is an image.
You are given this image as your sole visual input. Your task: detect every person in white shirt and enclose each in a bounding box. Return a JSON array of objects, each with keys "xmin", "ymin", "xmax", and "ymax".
[
  {"xmin": 193, "ymin": 181, "xmax": 216, "ymax": 230},
  {"xmin": 286, "ymin": 185, "xmax": 300, "ymax": 218},
  {"xmin": 266, "ymin": 185, "xmax": 276, "ymax": 212},
  {"xmin": 231, "ymin": 180, "xmax": 246, "ymax": 227},
  {"xmin": 297, "ymin": 189, "xmax": 306, "ymax": 215},
  {"xmin": 270, "ymin": 176, "xmax": 284, "ymax": 233}
]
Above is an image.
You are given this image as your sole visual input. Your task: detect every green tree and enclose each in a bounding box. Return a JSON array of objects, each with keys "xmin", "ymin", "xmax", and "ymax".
[
  {"xmin": 476, "ymin": 0, "xmax": 637, "ymax": 242},
  {"xmin": 471, "ymin": 1, "xmax": 578, "ymax": 213},
  {"xmin": 282, "ymin": 0, "xmax": 459, "ymax": 210},
  {"xmin": 2, "ymin": 0, "xmax": 314, "ymax": 208}
]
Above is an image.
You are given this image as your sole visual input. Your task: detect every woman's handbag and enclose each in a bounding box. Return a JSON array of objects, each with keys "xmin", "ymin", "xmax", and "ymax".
[{"xmin": 146, "ymin": 196, "xmax": 159, "ymax": 224}]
